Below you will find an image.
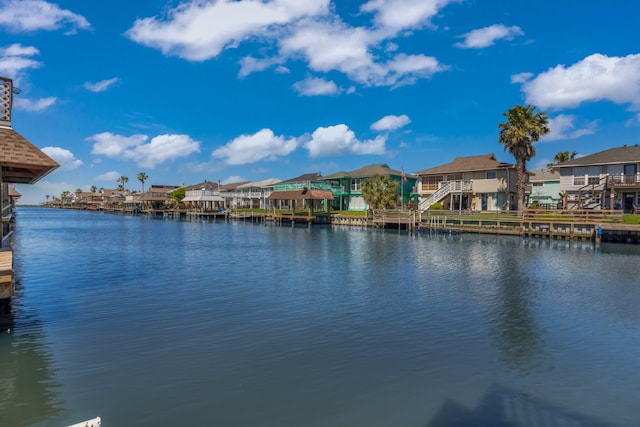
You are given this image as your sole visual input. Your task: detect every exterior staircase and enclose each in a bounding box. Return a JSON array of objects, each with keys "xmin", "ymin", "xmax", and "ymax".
[
  {"xmin": 566, "ymin": 176, "xmax": 608, "ymax": 210},
  {"xmin": 420, "ymin": 181, "xmax": 453, "ymax": 211}
]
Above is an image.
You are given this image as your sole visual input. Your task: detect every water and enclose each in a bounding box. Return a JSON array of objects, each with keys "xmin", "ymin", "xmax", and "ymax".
[{"xmin": 1, "ymin": 207, "xmax": 640, "ymax": 427}]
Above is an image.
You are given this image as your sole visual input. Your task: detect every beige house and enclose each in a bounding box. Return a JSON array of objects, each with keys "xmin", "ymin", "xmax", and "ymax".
[{"xmin": 415, "ymin": 154, "xmax": 517, "ymax": 211}]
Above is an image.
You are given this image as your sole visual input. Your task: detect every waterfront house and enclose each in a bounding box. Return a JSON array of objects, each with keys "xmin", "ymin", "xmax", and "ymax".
[
  {"xmin": 415, "ymin": 154, "xmax": 517, "ymax": 211},
  {"xmin": 235, "ymin": 178, "xmax": 281, "ymax": 209},
  {"xmin": 181, "ymin": 181, "xmax": 225, "ymax": 210},
  {"xmin": 267, "ymin": 173, "xmax": 333, "ymax": 213},
  {"xmin": 553, "ymin": 145, "xmax": 640, "ymax": 212},
  {"xmin": 321, "ymin": 164, "xmax": 417, "ymax": 211},
  {"xmin": 526, "ymin": 169, "xmax": 561, "ymax": 208},
  {"xmin": 1, "ymin": 76, "xmax": 59, "ymax": 299},
  {"xmin": 139, "ymin": 185, "xmax": 180, "ymax": 211},
  {"xmin": 1, "ymin": 76, "xmax": 59, "ymax": 247}
]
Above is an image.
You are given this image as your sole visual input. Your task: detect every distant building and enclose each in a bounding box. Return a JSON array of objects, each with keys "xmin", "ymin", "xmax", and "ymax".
[
  {"xmin": 526, "ymin": 169, "xmax": 561, "ymax": 208},
  {"xmin": 321, "ymin": 164, "xmax": 417, "ymax": 211},
  {"xmin": 554, "ymin": 145, "xmax": 640, "ymax": 212},
  {"xmin": 415, "ymin": 154, "xmax": 517, "ymax": 211}
]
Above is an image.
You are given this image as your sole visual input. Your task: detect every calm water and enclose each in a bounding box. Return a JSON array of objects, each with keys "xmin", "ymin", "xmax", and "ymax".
[{"xmin": 1, "ymin": 207, "xmax": 640, "ymax": 427}]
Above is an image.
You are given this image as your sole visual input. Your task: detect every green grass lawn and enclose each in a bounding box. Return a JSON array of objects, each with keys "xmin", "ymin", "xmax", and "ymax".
[{"xmin": 623, "ymin": 214, "xmax": 640, "ymax": 224}]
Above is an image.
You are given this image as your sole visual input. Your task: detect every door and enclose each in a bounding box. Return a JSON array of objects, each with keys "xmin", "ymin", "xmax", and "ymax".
[
  {"xmin": 624, "ymin": 194, "xmax": 635, "ymax": 213},
  {"xmin": 624, "ymin": 164, "xmax": 637, "ymax": 184}
]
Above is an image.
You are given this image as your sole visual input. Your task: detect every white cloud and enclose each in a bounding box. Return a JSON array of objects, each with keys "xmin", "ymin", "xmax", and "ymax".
[
  {"xmin": 292, "ymin": 76, "xmax": 339, "ymax": 96},
  {"xmin": 126, "ymin": 0, "xmax": 329, "ymax": 61},
  {"xmin": 84, "ymin": 77, "xmax": 120, "ymax": 92},
  {"xmin": 13, "ymin": 96, "xmax": 56, "ymax": 111},
  {"xmin": 89, "ymin": 132, "xmax": 148, "ymax": 157},
  {"xmin": 625, "ymin": 112, "xmax": 640, "ymax": 127},
  {"xmin": 304, "ymin": 124, "xmax": 387, "ymax": 157},
  {"xmin": 0, "ymin": 43, "xmax": 41, "ymax": 83},
  {"xmin": 454, "ymin": 24, "xmax": 523, "ymax": 49},
  {"xmin": 541, "ymin": 114, "xmax": 598, "ymax": 141},
  {"xmin": 222, "ymin": 176, "xmax": 247, "ymax": 184},
  {"xmin": 212, "ymin": 128, "xmax": 298, "ymax": 165},
  {"xmin": 371, "ymin": 114, "xmax": 411, "ymax": 131},
  {"xmin": 88, "ymin": 132, "xmax": 200, "ymax": 168},
  {"xmin": 519, "ymin": 53, "xmax": 640, "ymax": 110},
  {"xmin": 41, "ymin": 146, "xmax": 83, "ymax": 170},
  {"xmin": 0, "ymin": 0, "xmax": 90, "ymax": 34},
  {"xmin": 127, "ymin": 0, "xmax": 450, "ymax": 89},
  {"xmin": 95, "ymin": 171, "xmax": 122, "ymax": 182},
  {"xmin": 510, "ymin": 72, "xmax": 533, "ymax": 84},
  {"xmin": 361, "ymin": 0, "xmax": 454, "ymax": 32},
  {"xmin": 280, "ymin": 21, "xmax": 447, "ymax": 87}
]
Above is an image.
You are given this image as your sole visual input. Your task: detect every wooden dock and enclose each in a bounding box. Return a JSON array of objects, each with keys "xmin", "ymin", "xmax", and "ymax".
[{"xmin": 0, "ymin": 249, "xmax": 14, "ymax": 299}]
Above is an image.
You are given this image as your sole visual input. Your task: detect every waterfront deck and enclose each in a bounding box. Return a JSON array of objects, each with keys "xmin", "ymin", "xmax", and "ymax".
[{"xmin": 0, "ymin": 249, "xmax": 14, "ymax": 299}]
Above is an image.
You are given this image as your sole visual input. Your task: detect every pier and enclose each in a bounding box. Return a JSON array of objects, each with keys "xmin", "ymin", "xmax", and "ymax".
[{"xmin": 0, "ymin": 249, "xmax": 13, "ymax": 299}]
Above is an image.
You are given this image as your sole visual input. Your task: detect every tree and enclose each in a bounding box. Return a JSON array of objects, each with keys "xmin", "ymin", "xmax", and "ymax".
[
  {"xmin": 498, "ymin": 104, "xmax": 550, "ymax": 212},
  {"xmin": 137, "ymin": 172, "xmax": 149, "ymax": 193},
  {"xmin": 547, "ymin": 151, "xmax": 577, "ymax": 170},
  {"xmin": 361, "ymin": 174, "xmax": 399, "ymax": 210},
  {"xmin": 90, "ymin": 185, "xmax": 97, "ymax": 193},
  {"xmin": 45, "ymin": 194, "xmax": 50, "ymax": 201},
  {"xmin": 171, "ymin": 187, "xmax": 186, "ymax": 204},
  {"xmin": 118, "ymin": 176, "xmax": 129, "ymax": 191}
]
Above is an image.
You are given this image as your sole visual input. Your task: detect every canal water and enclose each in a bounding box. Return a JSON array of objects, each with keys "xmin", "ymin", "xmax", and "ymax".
[{"xmin": 1, "ymin": 207, "xmax": 639, "ymax": 427}]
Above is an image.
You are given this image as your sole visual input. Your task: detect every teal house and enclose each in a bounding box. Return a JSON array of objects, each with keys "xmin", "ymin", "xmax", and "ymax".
[{"xmin": 321, "ymin": 164, "xmax": 417, "ymax": 211}]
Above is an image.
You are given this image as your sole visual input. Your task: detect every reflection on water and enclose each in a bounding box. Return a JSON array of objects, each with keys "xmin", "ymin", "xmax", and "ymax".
[
  {"xmin": 429, "ymin": 384, "xmax": 614, "ymax": 427},
  {"xmin": 0, "ymin": 294, "xmax": 63, "ymax": 426},
  {"xmin": 5, "ymin": 208, "xmax": 640, "ymax": 426}
]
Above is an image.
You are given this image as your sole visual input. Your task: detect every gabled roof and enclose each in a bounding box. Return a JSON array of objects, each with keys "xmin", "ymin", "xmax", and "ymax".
[
  {"xmin": 529, "ymin": 169, "xmax": 560, "ymax": 182},
  {"xmin": 220, "ymin": 181, "xmax": 249, "ymax": 191},
  {"xmin": 237, "ymin": 178, "xmax": 282, "ymax": 189},
  {"xmin": 0, "ymin": 127, "xmax": 59, "ymax": 184},
  {"xmin": 416, "ymin": 154, "xmax": 514, "ymax": 175},
  {"xmin": 554, "ymin": 145, "xmax": 640, "ymax": 168},
  {"xmin": 267, "ymin": 189, "xmax": 334, "ymax": 200},
  {"xmin": 322, "ymin": 163, "xmax": 413, "ymax": 180},
  {"xmin": 280, "ymin": 172, "xmax": 322, "ymax": 183},
  {"xmin": 183, "ymin": 181, "xmax": 218, "ymax": 191}
]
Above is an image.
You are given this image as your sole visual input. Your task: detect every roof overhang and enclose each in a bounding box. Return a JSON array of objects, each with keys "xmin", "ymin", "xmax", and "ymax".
[
  {"xmin": 268, "ymin": 189, "xmax": 334, "ymax": 200},
  {"xmin": 0, "ymin": 127, "xmax": 59, "ymax": 184}
]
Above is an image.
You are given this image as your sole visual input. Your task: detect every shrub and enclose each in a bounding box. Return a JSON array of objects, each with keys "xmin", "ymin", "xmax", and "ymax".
[{"xmin": 429, "ymin": 202, "xmax": 444, "ymax": 210}]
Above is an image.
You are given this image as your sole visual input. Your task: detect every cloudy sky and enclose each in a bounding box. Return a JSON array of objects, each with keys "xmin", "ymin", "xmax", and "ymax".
[{"xmin": 2, "ymin": 0, "xmax": 639, "ymax": 203}]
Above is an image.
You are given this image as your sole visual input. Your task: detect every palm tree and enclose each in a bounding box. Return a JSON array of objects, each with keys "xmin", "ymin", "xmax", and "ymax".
[
  {"xmin": 118, "ymin": 176, "xmax": 129, "ymax": 192},
  {"xmin": 137, "ymin": 172, "xmax": 148, "ymax": 193},
  {"xmin": 547, "ymin": 151, "xmax": 577, "ymax": 170},
  {"xmin": 498, "ymin": 104, "xmax": 550, "ymax": 212},
  {"xmin": 45, "ymin": 194, "xmax": 50, "ymax": 201},
  {"xmin": 361, "ymin": 174, "xmax": 399, "ymax": 210},
  {"xmin": 90, "ymin": 185, "xmax": 97, "ymax": 193}
]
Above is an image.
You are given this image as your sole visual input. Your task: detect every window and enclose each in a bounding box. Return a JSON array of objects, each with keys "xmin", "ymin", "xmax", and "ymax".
[
  {"xmin": 486, "ymin": 171, "xmax": 497, "ymax": 180},
  {"xmin": 573, "ymin": 167, "xmax": 585, "ymax": 186},
  {"xmin": 532, "ymin": 182, "xmax": 543, "ymax": 187},
  {"xmin": 351, "ymin": 178, "xmax": 361, "ymax": 191},
  {"xmin": 421, "ymin": 175, "xmax": 443, "ymax": 191}
]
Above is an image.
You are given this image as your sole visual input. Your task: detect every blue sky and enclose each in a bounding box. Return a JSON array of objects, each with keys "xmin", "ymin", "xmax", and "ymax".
[{"xmin": 2, "ymin": 0, "xmax": 639, "ymax": 204}]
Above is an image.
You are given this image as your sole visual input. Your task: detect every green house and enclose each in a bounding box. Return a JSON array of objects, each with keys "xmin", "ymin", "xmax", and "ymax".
[{"xmin": 321, "ymin": 164, "xmax": 417, "ymax": 211}]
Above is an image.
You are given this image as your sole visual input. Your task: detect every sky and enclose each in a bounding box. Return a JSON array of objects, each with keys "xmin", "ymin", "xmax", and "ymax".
[{"xmin": 1, "ymin": 0, "xmax": 639, "ymax": 204}]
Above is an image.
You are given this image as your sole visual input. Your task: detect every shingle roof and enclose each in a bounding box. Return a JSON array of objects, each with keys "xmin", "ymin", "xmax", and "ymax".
[
  {"xmin": 0, "ymin": 126, "xmax": 59, "ymax": 184},
  {"xmin": 280, "ymin": 172, "xmax": 323, "ymax": 183},
  {"xmin": 267, "ymin": 189, "xmax": 334, "ymax": 200},
  {"xmin": 554, "ymin": 145, "xmax": 640, "ymax": 168},
  {"xmin": 415, "ymin": 154, "xmax": 514, "ymax": 175},
  {"xmin": 529, "ymin": 169, "xmax": 560, "ymax": 182},
  {"xmin": 322, "ymin": 163, "xmax": 413, "ymax": 179}
]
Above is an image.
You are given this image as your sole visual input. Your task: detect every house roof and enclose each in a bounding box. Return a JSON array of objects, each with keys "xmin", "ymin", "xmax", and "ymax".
[
  {"xmin": 237, "ymin": 178, "xmax": 282, "ymax": 189},
  {"xmin": 322, "ymin": 163, "xmax": 414, "ymax": 180},
  {"xmin": 280, "ymin": 172, "xmax": 322, "ymax": 183},
  {"xmin": 182, "ymin": 181, "xmax": 219, "ymax": 191},
  {"xmin": 554, "ymin": 145, "xmax": 640, "ymax": 168},
  {"xmin": 529, "ymin": 169, "xmax": 560, "ymax": 182},
  {"xmin": 220, "ymin": 181, "xmax": 249, "ymax": 191},
  {"xmin": 0, "ymin": 126, "xmax": 59, "ymax": 184},
  {"xmin": 415, "ymin": 154, "xmax": 514, "ymax": 175},
  {"xmin": 267, "ymin": 189, "xmax": 334, "ymax": 200}
]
